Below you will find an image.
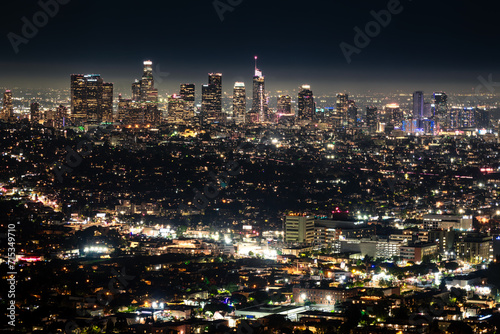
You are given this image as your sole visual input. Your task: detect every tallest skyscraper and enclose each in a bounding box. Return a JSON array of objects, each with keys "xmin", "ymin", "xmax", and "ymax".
[
  {"xmin": 138, "ymin": 60, "xmax": 158, "ymax": 103},
  {"xmin": 249, "ymin": 56, "xmax": 268, "ymax": 123}
]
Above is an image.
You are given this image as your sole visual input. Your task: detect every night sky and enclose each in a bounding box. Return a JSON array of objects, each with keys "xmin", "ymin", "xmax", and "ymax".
[{"xmin": 0, "ymin": 0, "xmax": 499, "ymax": 95}]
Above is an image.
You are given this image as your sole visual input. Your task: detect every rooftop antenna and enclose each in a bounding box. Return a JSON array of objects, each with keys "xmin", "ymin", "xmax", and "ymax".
[{"xmin": 254, "ymin": 56, "xmax": 258, "ymax": 76}]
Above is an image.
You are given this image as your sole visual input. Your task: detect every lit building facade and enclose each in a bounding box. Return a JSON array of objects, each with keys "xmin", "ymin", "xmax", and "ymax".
[
  {"xmin": 232, "ymin": 82, "xmax": 246, "ymax": 122},
  {"xmin": 250, "ymin": 56, "xmax": 267, "ymax": 123},
  {"xmin": 285, "ymin": 215, "xmax": 315, "ymax": 244},
  {"xmin": 298, "ymin": 85, "xmax": 315, "ymax": 120},
  {"xmin": 70, "ymin": 74, "xmax": 113, "ymax": 125},
  {"xmin": 180, "ymin": 84, "xmax": 195, "ymax": 111}
]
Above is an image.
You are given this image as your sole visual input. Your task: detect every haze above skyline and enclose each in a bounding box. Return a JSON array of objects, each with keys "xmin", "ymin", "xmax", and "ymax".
[{"xmin": 1, "ymin": 0, "xmax": 499, "ymax": 95}]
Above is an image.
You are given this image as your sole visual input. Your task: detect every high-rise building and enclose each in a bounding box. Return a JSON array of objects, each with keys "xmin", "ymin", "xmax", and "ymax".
[
  {"xmin": 250, "ymin": 56, "xmax": 267, "ymax": 122},
  {"xmin": 84, "ymin": 74, "xmax": 104, "ymax": 123},
  {"xmin": 2, "ymin": 90, "xmax": 13, "ymax": 120},
  {"xmin": 298, "ymin": 85, "xmax": 315, "ymax": 120},
  {"xmin": 475, "ymin": 107, "xmax": 490, "ymax": 129},
  {"xmin": 132, "ymin": 80, "xmax": 141, "ymax": 101},
  {"xmin": 336, "ymin": 93, "xmax": 349, "ymax": 127},
  {"xmin": 202, "ymin": 73, "xmax": 223, "ymax": 123},
  {"xmin": 232, "ymin": 82, "xmax": 246, "ymax": 122},
  {"xmin": 209, "ymin": 73, "xmax": 222, "ymax": 114},
  {"xmin": 128, "ymin": 60, "xmax": 160, "ymax": 126},
  {"xmin": 30, "ymin": 101, "xmax": 40, "ymax": 123},
  {"xmin": 285, "ymin": 215, "xmax": 315, "ymax": 244},
  {"xmin": 118, "ymin": 95, "xmax": 139, "ymax": 124},
  {"xmin": 70, "ymin": 74, "xmax": 113, "ymax": 125},
  {"xmin": 277, "ymin": 95, "xmax": 292, "ymax": 114},
  {"xmin": 450, "ymin": 107, "xmax": 475, "ymax": 128},
  {"xmin": 413, "ymin": 91, "xmax": 424, "ymax": 124},
  {"xmin": 180, "ymin": 84, "xmax": 195, "ymax": 111},
  {"xmin": 140, "ymin": 60, "xmax": 158, "ymax": 103},
  {"xmin": 347, "ymin": 100, "xmax": 358, "ymax": 128},
  {"xmin": 365, "ymin": 106, "xmax": 377, "ymax": 132},
  {"xmin": 102, "ymin": 82, "xmax": 114, "ymax": 123},
  {"xmin": 167, "ymin": 94, "xmax": 186, "ymax": 120},
  {"xmin": 434, "ymin": 92, "xmax": 448, "ymax": 131},
  {"xmin": 385, "ymin": 104, "xmax": 403, "ymax": 130}
]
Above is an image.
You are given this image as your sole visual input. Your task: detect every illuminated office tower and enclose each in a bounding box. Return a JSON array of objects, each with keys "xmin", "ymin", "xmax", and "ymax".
[
  {"xmin": 201, "ymin": 73, "xmax": 223, "ymax": 122},
  {"xmin": 298, "ymin": 85, "xmax": 315, "ymax": 120},
  {"xmin": 449, "ymin": 107, "xmax": 460, "ymax": 128},
  {"xmin": 475, "ymin": 107, "xmax": 490, "ymax": 129},
  {"xmin": 201, "ymin": 84, "xmax": 213, "ymax": 124},
  {"xmin": 131, "ymin": 60, "xmax": 158, "ymax": 103},
  {"xmin": 385, "ymin": 104, "xmax": 403, "ymax": 130},
  {"xmin": 277, "ymin": 95, "xmax": 292, "ymax": 114},
  {"xmin": 132, "ymin": 80, "xmax": 141, "ymax": 101},
  {"xmin": 117, "ymin": 95, "xmax": 136, "ymax": 124},
  {"xmin": 413, "ymin": 91, "xmax": 424, "ymax": 125},
  {"xmin": 30, "ymin": 101, "xmax": 40, "ymax": 123},
  {"xmin": 84, "ymin": 74, "xmax": 104, "ymax": 123},
  {"xmin": 70, "ymin": 74, "xmax": 113, "ymax": 125},
  {"xmin": 433, "ymin": 92, "xmax": 448, "ymax": 130},
  {"xmin": 168, "ymin": 94, "xmax": 186, "ymax": 121},
  {"xmin": 336, "ymin": 93, "xmax": 349, "ymax": 127},
  {"xmin": 450, "ymin": 107, "xmax": 475, "ymax": 128},
  {"xmin": 347, "ymin": 100, "xmax": 358, "ymax": 127},
  {"xmin": 128, "ymin": 60, "xmax": 160, "ymax": 125},
  {"xmin": 180, "ymin": 84, "xmax": 195, "ymax": 111},
  {"xmin": 366, "ymin": 106, "xmax": 377, "ymax": 132},
  {"xmin": 232, "ymin": 82, "xmax": 246, "ymax": 121},
  {"xmin": 250, "ymin": 56, "xmax": 268, "ymax": 122},
  {"xmin": 71, "ymin": 74, "xmax": 89, "ymax": 124},
  {"xmin": 2, "ymin": 90, "xmax": 13, "ymax": 120},
  {"xmin": 209, "ymin": 73, "xmax": 222, "ymax": 113},
  {"xmin": 140, "ymin": 60, "xmax": 157, "ymax": 102},
  {"xmin": 102, "ymin": 82, "xmax": 114, "ymax": 123}
]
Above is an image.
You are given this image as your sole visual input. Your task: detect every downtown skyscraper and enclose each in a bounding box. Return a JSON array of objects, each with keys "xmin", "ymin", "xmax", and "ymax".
[
  {"xmin": 232, "ymin": 82, "xmax": 246, "ymax": 123},
  {"xmin": 336, "ymin": 93, "xmax": 349, "ymax": 127},
  {"xmin": 298, "ymin": 85, "xmax": 315, "ymax": 120},
  {"xmin": 30, "ymin": 101, "xmax": 40, "ymax": 123},
  {"xmin": 365, "ymin": 106, "xmax": 377, "ymax": 132},
  {"xmin": 180, "ymin": 84, "xmax": 195, "ymax": 111},
  {"xmin": 2, "ymin": 90, "xmax": 13, "ymax": 121},
  {"xmin": 138, "ymin": 60, "xmax": 158, "ymax": 103},
  {"xmin": 277, "ymin": 95, "xmax": 292, "ymax": 114},
  {"xmin": 413, "ymin": 91, "xmax": 424, "ymax": 126},
  {"xmin": 123, "ymin": 60, "xmax": 161, "ymax": 126},
  {"xmin": 201, "ymin": 73, "xmax": 223, "ymax": 123},
  {"xmin": 433, "ymin": 92, "xmax": 448, "ymax": 131},
  {"xmin": 70, "ymin": 74, "xmax": 113, "ymax": 125},
  {"xmin": 249, "ymin": 56, "xmax": 267, "ymax": 123}
]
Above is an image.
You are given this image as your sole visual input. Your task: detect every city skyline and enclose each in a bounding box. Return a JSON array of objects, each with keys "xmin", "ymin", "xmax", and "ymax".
[
  {"xmin": 4, "ymin": 1, "xmax": 500, "ymax": 333},
  {"xmin": 1, "ymin": 0, "xmax": 500, "ymax": 94}
]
